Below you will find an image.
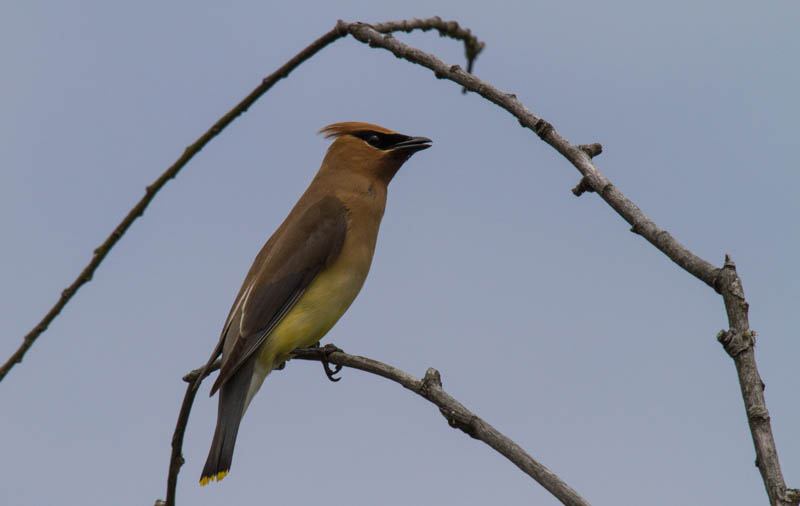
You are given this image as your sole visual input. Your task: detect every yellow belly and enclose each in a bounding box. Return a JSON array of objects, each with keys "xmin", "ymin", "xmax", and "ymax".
[
  {"xmin": 243, "ymin": 261, "xmax": 367, "ymax": 409},
  {"xmin": 263, "ymin": 266, "xmax": 363, "ymax": 361}
]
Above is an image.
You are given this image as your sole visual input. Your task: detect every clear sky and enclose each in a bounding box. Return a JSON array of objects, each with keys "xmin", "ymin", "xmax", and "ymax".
[{"xmin": 2, "ymin": 1, "xmax": 798, "ymax": 505}]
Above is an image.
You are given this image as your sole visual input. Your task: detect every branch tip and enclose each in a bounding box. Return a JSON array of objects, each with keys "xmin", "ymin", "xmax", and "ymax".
[
  {"xmin": 578, "ymin": 143, "xmax": 603, "ymax": 158},
  {"xmin": 334, "ymin": 19, "xmax": 350, "ymax": 37},
  {"xmin": 572, "ymin": 177, "xmax": 595, "ymax": 197},
  {"xmin": 422, "ymin": 368, "xmax": 442, "ymax": 390}
]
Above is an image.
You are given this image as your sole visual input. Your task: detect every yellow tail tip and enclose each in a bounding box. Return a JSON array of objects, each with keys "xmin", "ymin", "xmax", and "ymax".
[{"xmin": 199, "ymin": 470, "xmax": 228, "ymax": 486}]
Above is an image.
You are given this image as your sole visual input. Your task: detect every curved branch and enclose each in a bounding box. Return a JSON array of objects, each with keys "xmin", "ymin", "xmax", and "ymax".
[
  {"xmin": 295, "ymin": 349, "xmax": 591, "ymax": 506},
  {"xmin": 1, "ymin": 17, "xmax": 484, "ymax": 383},
  {"xmin": 160, "ymin": 349, "xmax": 592, "ymax": 506},
  {"xmin": 342, "ymin": 22, "xmax": 797, "ymax": 506},
  {"xmin": 347, "ymin": 22, "xmax": 719, "ymax": 288},
  {"xmin": 0, "ymin": 26, "xmax": 345, "ymax": 384}
]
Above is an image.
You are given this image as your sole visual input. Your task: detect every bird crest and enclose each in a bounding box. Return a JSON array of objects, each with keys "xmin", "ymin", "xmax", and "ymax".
[{"xmin": 318, "ymin": 122, "xmax": 397, "ymax": 139}]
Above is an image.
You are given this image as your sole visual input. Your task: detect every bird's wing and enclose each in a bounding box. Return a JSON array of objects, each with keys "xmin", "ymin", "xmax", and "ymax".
[{"xmin": 209, "ymin": 194, "xmax": 348, "ymax": 394}]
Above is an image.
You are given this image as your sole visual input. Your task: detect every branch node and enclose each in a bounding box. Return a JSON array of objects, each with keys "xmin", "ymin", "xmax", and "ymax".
[
  {"xmin": 182, "ymin": 358, "xmax": 220, "ymax": 383},
  {"xmin": 572, "ymin": 177, "xmax": 595, "ymax": 197},
  {"xmin": 715, "ymin": 254, "xmax": 748, "ymax": 301},
  {"xmin": 449, "ymin": 64, "xmax": 462, "ymax": 73},
  {"xmin": 599, "ymin": 181, "xmax": 615, "ymax": 199},
  {"xmin": 439, "ymin": 408, "xmax": 480, "ymax": 439},
  {"xmin": 747, "ymin": 405, "xmax": 770, "ymax": 424},
  {"xmin": 578, "ymin": 143, "xmax": 603, "ymax": 158},
  {"xmin": 421, "ymin": 367, "xmax": 442, "ymax": 392},
  {"xmin": 533, "ymin": 119, "xmax": 553, "ymax": 139},
  {"xmin": 784, "ymin": 488, "xmax": 800, "ymax": 505},
  {"xmin": 717, "ymin": 329, "xmax": 755, "ymax": 357}
]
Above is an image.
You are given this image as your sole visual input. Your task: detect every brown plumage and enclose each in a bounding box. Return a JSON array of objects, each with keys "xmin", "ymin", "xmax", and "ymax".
[{"xmin": 200, "ymin": 122, "xmax": 431, "ymax": 485}]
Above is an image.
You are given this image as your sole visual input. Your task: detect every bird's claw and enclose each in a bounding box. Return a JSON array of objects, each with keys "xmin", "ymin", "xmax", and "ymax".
[{"xmin": 318, "ymin": 343, "xmax": 343, "ymax": 382}]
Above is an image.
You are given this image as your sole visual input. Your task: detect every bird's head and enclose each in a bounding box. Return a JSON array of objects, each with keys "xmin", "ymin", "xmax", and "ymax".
[{"xmin": 319, "ymin": 122, "xmax": 432, "ymax": 184}]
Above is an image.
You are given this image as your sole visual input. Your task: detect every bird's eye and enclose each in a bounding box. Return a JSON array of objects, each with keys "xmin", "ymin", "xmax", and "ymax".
[{"xmin": 366, "ymin": 134, "xmax": 380, "ymax": 146}]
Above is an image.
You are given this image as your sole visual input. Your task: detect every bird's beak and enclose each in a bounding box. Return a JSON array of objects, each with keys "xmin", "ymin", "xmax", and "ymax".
[{"xmin": 392, "ymin": 136, "xmax": 433, "ymax": 153}]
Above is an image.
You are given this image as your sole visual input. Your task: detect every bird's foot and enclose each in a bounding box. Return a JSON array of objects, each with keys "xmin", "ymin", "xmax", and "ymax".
[{"xmin": 318, "ymin": 343, "xmax": 343, "ymax": 382}]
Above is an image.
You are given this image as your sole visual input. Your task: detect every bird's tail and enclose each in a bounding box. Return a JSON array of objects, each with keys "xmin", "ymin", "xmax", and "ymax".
[{"xmin": 200, "ymin": 357, "xmax": 256, "ymax": 486}]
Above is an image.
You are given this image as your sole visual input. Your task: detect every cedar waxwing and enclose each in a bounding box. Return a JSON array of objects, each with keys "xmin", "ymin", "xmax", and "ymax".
[{"xmin": 200, "ymin": 122, "xmax": 431, "ymax": 485}]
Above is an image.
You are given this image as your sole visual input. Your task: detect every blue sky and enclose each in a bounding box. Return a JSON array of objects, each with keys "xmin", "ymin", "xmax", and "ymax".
[{"xmin": 2, "ymin": 1, "xmax": 798, "ymax": 505}]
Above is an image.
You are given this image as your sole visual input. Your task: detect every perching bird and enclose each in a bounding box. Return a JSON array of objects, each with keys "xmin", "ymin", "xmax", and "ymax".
[{"xmin": 200, "ymin": 122, "xmax": 431, "ymax": 485}]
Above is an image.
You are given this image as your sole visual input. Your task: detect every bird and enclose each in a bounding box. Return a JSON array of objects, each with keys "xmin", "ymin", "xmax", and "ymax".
[{"xmin": 200, "ymin": 121, "xmax": 432, "ymax": 485}]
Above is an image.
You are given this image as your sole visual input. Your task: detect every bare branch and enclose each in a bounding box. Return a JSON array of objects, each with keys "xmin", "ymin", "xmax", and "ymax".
[
  {"xmin": 159, "ymin": 350, "xmax": 592, "ymax": 506},
  {"xmin": 346, "ymin": 21, "xmax": 720, "ymax": 288},
  {"xmin": 1, "ymin": 17, "xmax": 483, "ymax": 384},
  {"xmin": 715, "ymin": 256, "xmax": 800, "ymax": 506},
  {"xmin": 0, "ymin": 26, "xmax": 346, "ymax": 383},
  {"xmin": 342, "ymin": 22, "xmax": 797, "ymax": 505},
  {"xmin": 294, "ymin": 349, "xmax": 592, "ymax": 506}
]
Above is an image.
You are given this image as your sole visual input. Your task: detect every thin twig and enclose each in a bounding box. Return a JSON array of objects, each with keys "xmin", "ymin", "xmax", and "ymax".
[
  {"xmin": 343, "ymin": 22, "xmax": 797, "ymax": 506},
  {"xmin": 162, "ymin": 360, "xmax": 221, "ymax": 506},
  {"xmin": 0, "ymin": 27, "xmax": 345, "ymax": 384},
  {"xmin": 1, "ymin": 17, "xmax": 484, "ymax": 384}
]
